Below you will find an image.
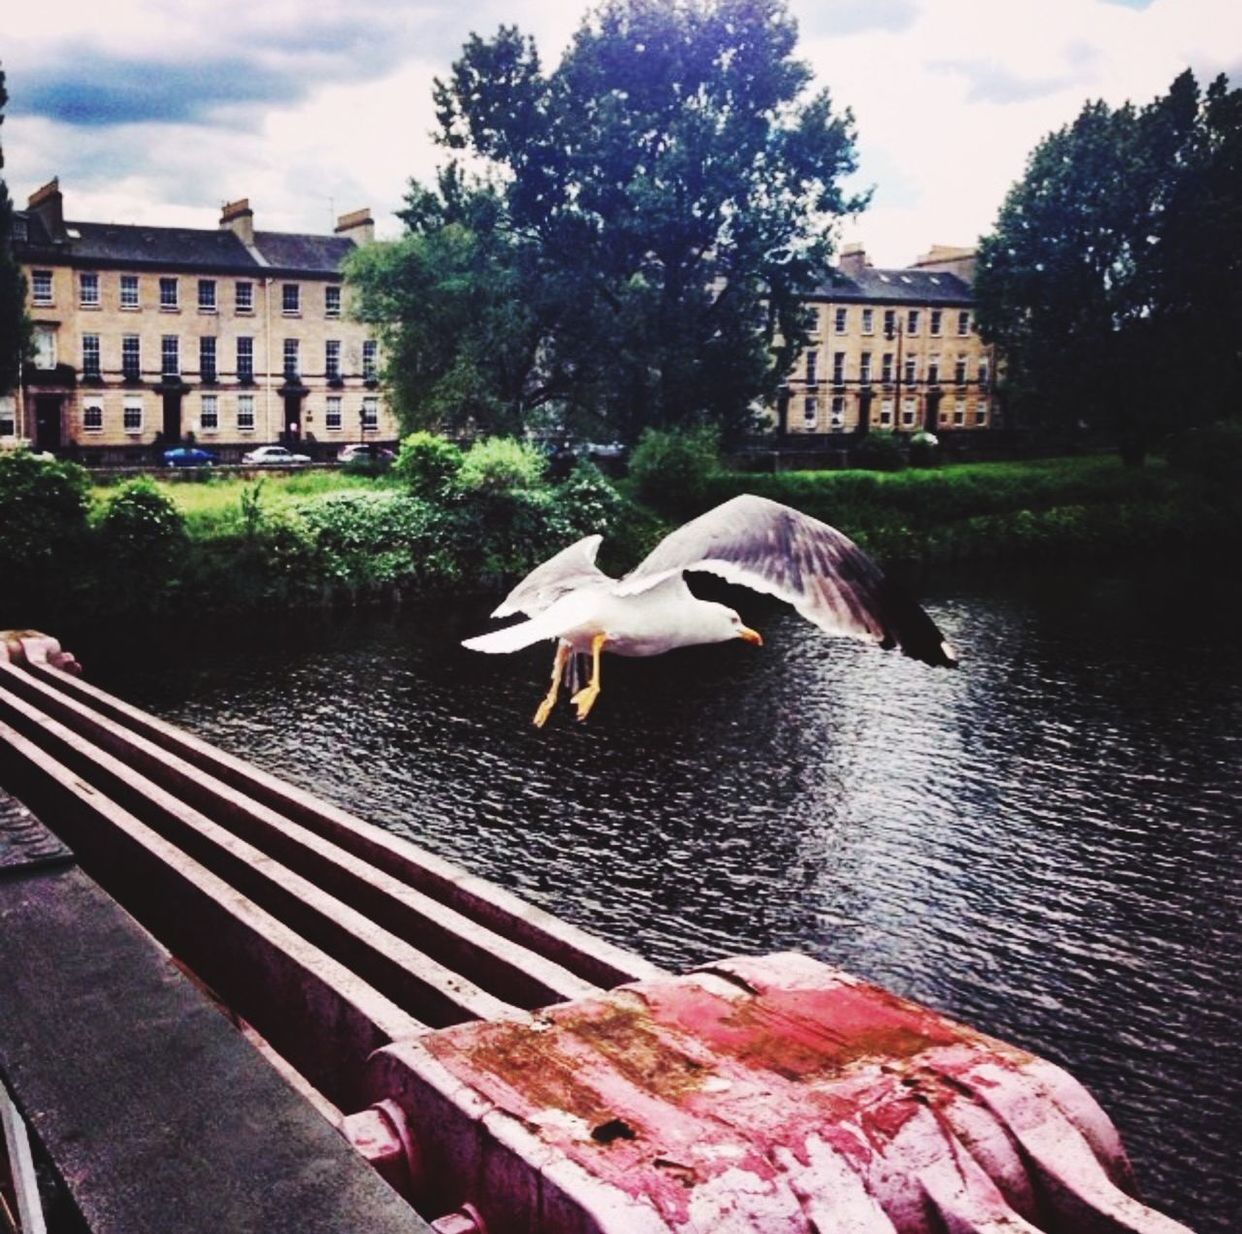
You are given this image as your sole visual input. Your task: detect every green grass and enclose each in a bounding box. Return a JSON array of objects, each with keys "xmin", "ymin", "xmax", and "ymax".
[{"xmin": 91, "ymin": 471, "xmax": 385, "ymax": 535}]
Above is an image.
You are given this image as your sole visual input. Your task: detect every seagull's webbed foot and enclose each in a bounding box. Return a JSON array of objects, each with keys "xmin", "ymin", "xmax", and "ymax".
[
  {"xmin": 570, "ymin": 632, "xmax": 607, "ymax": 723},
  {"xmin": 533, "ymin": 641, "xmax": 571, "ymax": 728}
]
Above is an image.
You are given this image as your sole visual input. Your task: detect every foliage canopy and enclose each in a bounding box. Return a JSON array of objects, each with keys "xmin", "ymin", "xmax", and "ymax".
[{"xmin": 349, "ymin": 0, "xmax": 865, "ymax": 443}]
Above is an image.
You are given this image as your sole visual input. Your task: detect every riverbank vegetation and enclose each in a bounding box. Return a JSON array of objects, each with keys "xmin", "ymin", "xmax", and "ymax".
[{"xmin": 2, "ymin": 425, "xmax": 1239, "ymax": 628}]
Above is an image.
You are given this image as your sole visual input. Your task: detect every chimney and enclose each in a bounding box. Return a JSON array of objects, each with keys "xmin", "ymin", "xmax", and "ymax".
[
  {"xmin": 27, "ymin": 178, "xmax": 66, "ymax": 242},
  {"xmin": 911, "ymin": 244, "xmax": 977, "ymax": 283},
  {"xmin": 334, "ymin": 208, "xmax": 374, "ymax": 245},
  {"xmin": 220, "ymin": 197, "xmax": 255, "ymax": 247},
  {"xmin": 837, "ymin": 242, "xmax": 868, "ymax": 278}
]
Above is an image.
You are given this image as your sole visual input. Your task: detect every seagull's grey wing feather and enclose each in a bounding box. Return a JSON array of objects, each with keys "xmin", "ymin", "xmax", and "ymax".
[
  {"xmin": 491, "ymin": 534, "xmax": 613, "ymax": 618},
  {"xmin": 620, "ymin": 495, "xmax": 956, "ymax": 666}
]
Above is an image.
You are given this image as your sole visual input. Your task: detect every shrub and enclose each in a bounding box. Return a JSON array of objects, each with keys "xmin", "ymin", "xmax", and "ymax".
[
  {"xmin": 393, "ymin": 432, "xmax": 464, "ymax": 498},
  {"xmin": 852, "ymin": 430, "xmax": 907, "ymax": 472},
  {"xmin": 908, "ymin": 430, "xmax": 941, "ymax": 468},
  {"xmin": 627, "ymin": 425, "xmax": 721, "ymax": 515},
  {"xmin": 1166, "ymin": 421, "xmax": 1242, "ymax": 484},
  {"xmin": 456, "ymin": 437, "xmax": 546, "ymax": 494},
  {"xmin": 553, "ymin": 459, "xmax": 627, "ymax": 540},
  {"xmin": 0, "ymin": 449, "xmax": 91, "ymax": 575},
  {"xmin": 93, "ymin": 478, "xmax": 189, "ymax": 610}
]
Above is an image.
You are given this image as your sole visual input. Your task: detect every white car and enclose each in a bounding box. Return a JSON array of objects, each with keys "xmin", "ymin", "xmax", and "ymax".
[{"xmin": 242, "ymin": 445, "xmax": 312, "ymax": 466}]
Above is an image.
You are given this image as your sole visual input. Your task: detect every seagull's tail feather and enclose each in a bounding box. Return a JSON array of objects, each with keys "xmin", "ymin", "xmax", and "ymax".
[{"xmin": 462, "ymin": 601, "xmax": 573, "ymax": 654}]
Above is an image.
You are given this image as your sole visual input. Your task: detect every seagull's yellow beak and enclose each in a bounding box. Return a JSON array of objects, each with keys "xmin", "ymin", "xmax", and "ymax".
[{"xmin": 738, "ymin": 626, "xmax": 763, "ymax": 646}]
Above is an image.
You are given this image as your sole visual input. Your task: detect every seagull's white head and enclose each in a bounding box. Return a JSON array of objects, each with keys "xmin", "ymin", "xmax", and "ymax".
[{"xmin": 700, "ymin": 602, "xmax": 763, "ymax": 647}]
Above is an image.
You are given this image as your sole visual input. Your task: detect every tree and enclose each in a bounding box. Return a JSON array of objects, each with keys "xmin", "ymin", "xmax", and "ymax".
[
  {"xmin": 975, "ymin": 70, "xmax": 1242, "ymax": 463},
  {"xmin": 0, "ymin": 67, "xmax": 30, "ymax": 395},
  {"xmin": 352, "ymin": 0, "xmax": 866, "ymax": 442}
]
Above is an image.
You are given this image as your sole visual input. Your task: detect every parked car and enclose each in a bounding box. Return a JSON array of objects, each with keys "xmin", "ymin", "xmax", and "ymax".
[
  {"xmin": 241, "ymin": 445, "xmax": 312, "ymax": 466},
  {"xmin": 337, "ymin": 442, "xmax": 396, "ymax": 464},
  {"xmin": 163, "ymin": 446, "xmax": 218, "ymax": 467}
]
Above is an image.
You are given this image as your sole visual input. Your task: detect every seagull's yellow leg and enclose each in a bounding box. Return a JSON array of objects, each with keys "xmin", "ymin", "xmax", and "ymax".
[
  {"xmin": 533, "ymin": 641, "xmax": 571, "ymax": 728},
  {"xmin": 571, "ymin": 633, "xmax": 608, "ymax": 722}
]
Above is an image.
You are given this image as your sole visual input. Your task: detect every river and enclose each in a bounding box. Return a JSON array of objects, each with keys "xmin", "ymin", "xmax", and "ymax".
[{"xmin": 59, "ymin": 561, "xmax": 1241, "ymax": 1233}]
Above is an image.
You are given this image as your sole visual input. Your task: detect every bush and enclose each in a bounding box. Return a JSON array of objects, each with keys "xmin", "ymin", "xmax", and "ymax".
[
  {"xmin": 553, "ymin": 459, "xmax": 627, "ymax": 540},
  {"xmin": 93, "ymin": 479, "xmax": 189, "ymax": 610},
  {"xmin": 627, "ymin": 425, "xmax": 721, "ymax": 515},
  {"xmin": 1166, "ymin": 422, "xmax": 1242, "ymax": 484},
  {"xmin": 0, "ymin": 449, "xmax": 91, "ymax": 575},
  {"xmin": 852, "ymin": 430, "xmax": 907, "ymax": 472},
  {"xmin": 393, "ymin": 432, "xmax": 464, "ymax": 499},
  {"xmin": 456, "ymin": 437, "xmax": 546, "ymax": 494}
]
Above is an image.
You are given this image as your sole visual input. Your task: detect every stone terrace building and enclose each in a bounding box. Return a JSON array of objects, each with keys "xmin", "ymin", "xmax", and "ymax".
[
  {"xmin": 5, "ymin": 180, "xmax": 398, "ymax": 460},
  {"xmin": 779, "ymin": 243, "xmax": 996, "ymax": 438}
]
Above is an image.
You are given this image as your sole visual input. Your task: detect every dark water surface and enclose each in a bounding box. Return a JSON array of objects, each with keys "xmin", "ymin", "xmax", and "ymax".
[{"xmin": 61, "ymin": 564, "xmax": 1240, "ymax": 1232}]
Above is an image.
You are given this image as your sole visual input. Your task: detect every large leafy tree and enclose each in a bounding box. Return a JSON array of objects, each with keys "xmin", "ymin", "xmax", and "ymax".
[
  {"xmin": 0, "ymin": 67, "xmax": 30, "ymax": 395},
  {"xmin": 353, "ymin": 0, "xmax": 866, "ymax": 441},
  {"xmin": 975, "ymin": 70, "xmax": 1242, "ymax": 463}
]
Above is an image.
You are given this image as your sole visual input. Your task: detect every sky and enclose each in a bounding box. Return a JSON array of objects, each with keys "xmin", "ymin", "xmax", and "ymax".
[{"xmin": 3, "ymin": 0, "xmax": 1240, "ymax": 267}]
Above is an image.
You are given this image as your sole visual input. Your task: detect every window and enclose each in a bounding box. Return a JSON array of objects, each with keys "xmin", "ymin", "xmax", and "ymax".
[
  {"xmin": 927, "ymin": 355, "xmax": 940, "ymax": 384},
  {"xmin": 953, "ymin": 397, "xmax": 966, "ymax": 426},
  {"xmin": 361, "ymin": 396, "xmax": 379, "ymax": 430},
  {"xmin": 976, "ymin": 398, "xmax": 989, "ymax": 425},
  {"xmin": 161, "ymin": 335, "xmax": 179, "ymax": 376},
  {"xmin": 237, "ymin": 395, "xmax": 255, "ymax": 432},
  {"xmin": 159, "ymin": 277, "xmax": 179, "ymax": 309},
  {"xmin": 325, "ymin": 396, "xmax": 343, "ymax": 431},
  {"xmin": 832, "ymin": 351, "xmax": 846, "ymax": 384},
  {"xmin": 200, "ymin": 336, "xmax": 217, "ymax": 383},
  {"xmin": 200, "ymin": 395, "xmax": 218, "ymax": 432},
  {"xmin": 903, "ymin": 355, "xmax": 917, "ymax": 384},
  {"xmin": 32, "ymin": 270, "xmax": 53, "ymax": 304},
  {"xmin": 859, "ymin": 352, "xmax": 872, "ymax": 383},
  {"xmin": 282, "ymin": 283, "xmax": 300, "ymax": 315},
  {"xmin": 120, "ymin": 275, "xmax": 139, "ymax": 309},
  {"xmin": 0, "ymin": 397, "xmax": 15, "ymax": 438},
  {"xmin": 122, "ymin": 335, "xmax": 141, "ymax": 380},
  {"xmin": 235, "ymin": 281, "xmax": 254, "ymax": 313},
  {"xmin": 834, "ymin": 307, "xmax": 847, "ymax": 333},
  {"xmin": 883, "ymin": 309, "xmax": 896, "ymax": 338},
  {"xmin": 123, "ymin": 398, "xmax": 143, "ymax": 434},
  {"xmin": 930, "ymin": 309, "xmax": 942, "ymax": 336},
  {"xmin": 197, "ymin": 280, "xmax": 217, "ymax": 312},
  {"xmin": 362, "ymin": 339, "xmax": 378, "ymax": 380},
  {"xmin": 82, "ymin": 334, "xmax": 101, "ymax": 378},
  {"xmin": 879, "ymin": 397, "xmax": 893, "ymax": 426},
  {"xmin": 325, "ymin": 340, "xmax": 341, "ymax": 380},
  {"xmin": 806, "ymin": 306, "xmax": 820, "ymax": 335},
  {"xmin": 954, "ymin": 355, "xmax": 967, "ymax": 384},
  {"xmin": 830, "ymin": 395, "xmax": 845, "ymax": 429},
  {"xmin": 901, "ymin": 397, "xmax": 916, "ymax": 427},
  {"xmin": 325, "ymin": 286, "xmax": 341, "ymax": 318},
  {"xmin": 33, "ymin": 325, "xmax": 57, "ymax": 371},
  {"xmin": 283, "ymin": 338, "xmax": 299, "ymax": 379},
  {"xmin": 978, "ymin": 356, "xmax": 990, "ymax": 385},
  {"xmin": 906, "ymin": 309, "xmax": 919, "ymax": 334},
  {"xmin": 881, "ymin": 352, "xmax": 894, "ymax": 383},
  {"xmin": 79, "ymin": 272, "xmax": 100, "ymax": 307},
  {"xmin": 861, "ymin": 308, "xmax": 873, "ymax": 335},
  {"xmin": 237, "ymin": 336, "xmax": 254, "ymax": 381},
  {"xmin": 958, "ymin": 310, "xmax": 971, "ymax": 336},
  {"xmin": 83, "ymin": 401, "xmax": 104, "ymax": 433},
  {"xmin": 802, "ymin": 395, "xmax": 817, "ymax": 424},
  {"xmin": 803, "ymin": 349, "xmax": 817, "ymax": 383}
]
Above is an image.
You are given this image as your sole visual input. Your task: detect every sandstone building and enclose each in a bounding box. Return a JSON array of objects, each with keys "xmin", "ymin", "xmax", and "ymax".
[
  {"xmin": 3, "ymin": 180, "xmax": 398, "ymax": 459},
  {"xmin": 776, "ymin": 243, "xmax": 996, "ymax": 437}
]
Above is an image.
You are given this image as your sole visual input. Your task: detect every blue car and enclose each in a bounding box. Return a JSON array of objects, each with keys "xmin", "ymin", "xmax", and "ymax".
[{"xmin": 163, "ymin": 446, "xmax": 218, "ymax": 467}]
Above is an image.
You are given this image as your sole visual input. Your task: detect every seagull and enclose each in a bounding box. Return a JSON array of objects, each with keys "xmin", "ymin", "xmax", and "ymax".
[{"xmin": 463, "ymin": 494, "xmax": 957, "ymax": 726}]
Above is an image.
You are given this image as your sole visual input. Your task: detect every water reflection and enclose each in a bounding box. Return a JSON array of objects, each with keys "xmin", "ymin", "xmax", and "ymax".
[{"xmin": 62, "ymin": 564, "xmax": 1241, "ymax": 1233}]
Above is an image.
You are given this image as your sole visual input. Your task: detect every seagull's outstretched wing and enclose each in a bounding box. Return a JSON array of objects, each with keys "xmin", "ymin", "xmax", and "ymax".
[
  {"xmin": 620, "ymin": 494, "xmax": 956, "ymax": 666},
  {"xmin": 491, "ymin": 534, "xmax": 613, "ymax": 618}
]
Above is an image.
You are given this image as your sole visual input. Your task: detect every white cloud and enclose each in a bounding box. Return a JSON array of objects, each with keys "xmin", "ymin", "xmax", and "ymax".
[{"xmin": 4, "ymin": 0, "xmax": 1240, "ymax": 264}]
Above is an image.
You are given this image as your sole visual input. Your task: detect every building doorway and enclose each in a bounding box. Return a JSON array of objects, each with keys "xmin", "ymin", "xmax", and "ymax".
[
  {"xmin": 282, "ymin": 394, "xmax": 303, "ymax": 449},
  {"xmin": 924, "ymin": 391, "xmax": 941, "ymax": 433},
  {"xmin": 857, "ymin": 389, "xmax": 873, "ymax": 436},
  {"xmin": 34, "ymin": 396, "xmax": 61, "ymax": 452},
  {"xmin": 163, "ymin": 392, "xmax": 182, "ymax": 442}
]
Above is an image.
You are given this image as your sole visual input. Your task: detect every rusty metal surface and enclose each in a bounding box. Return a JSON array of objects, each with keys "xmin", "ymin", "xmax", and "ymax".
[
  {"xmin": 369, "ymin": 953, "xmax": 1193, "ymax": 1234},
  {"xmin": 0, "ymin": 790, "xmax": 71, "ymax": 874}
]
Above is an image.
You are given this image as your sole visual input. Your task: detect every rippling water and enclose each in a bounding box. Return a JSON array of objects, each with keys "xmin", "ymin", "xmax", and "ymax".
[{"xmin": 63, "ymin": 563, "xmax": 1241, "ymax": 1232}]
